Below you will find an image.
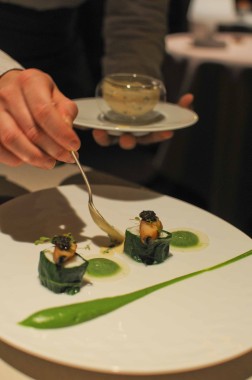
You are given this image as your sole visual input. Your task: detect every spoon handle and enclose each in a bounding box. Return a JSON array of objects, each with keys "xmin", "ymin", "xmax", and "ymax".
[{"xmin": 71, "ymin": 151, "xmax": 93, "ymax": 203}]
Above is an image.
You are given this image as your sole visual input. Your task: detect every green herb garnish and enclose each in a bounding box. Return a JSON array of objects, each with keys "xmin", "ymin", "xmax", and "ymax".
[{"xmin": 34, "ymin": 233, "xmax": 75, "ymax": 246}]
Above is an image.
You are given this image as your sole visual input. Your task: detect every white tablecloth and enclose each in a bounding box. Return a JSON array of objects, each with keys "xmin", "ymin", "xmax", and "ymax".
[{"xmin": 165, "ymin": 32, "xmax": 252, "ymax": 68}]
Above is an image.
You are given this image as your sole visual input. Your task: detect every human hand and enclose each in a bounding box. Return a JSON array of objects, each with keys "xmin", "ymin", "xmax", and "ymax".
[
  {"xmin": 92, "ymin": 93, "xmax": 194, "ymax": 150},
  {"xmin": 0, "ymin": 68, "xmax": 80, "ymax": 168}
]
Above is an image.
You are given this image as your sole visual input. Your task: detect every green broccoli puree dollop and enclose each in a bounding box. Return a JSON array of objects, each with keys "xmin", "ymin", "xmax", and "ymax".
[
  {"xmin": 87, "ymin": 258, "xmax": 120, "ymax": 277},
  {"xmin": 171, "ymin": 230, "xmax": 199, "ymax": 248}
]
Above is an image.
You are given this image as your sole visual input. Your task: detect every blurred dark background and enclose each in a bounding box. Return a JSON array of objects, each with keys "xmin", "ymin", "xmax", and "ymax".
[{"xmin": 76, "ymin": 0, "xmax": 251, "ymax": 237}]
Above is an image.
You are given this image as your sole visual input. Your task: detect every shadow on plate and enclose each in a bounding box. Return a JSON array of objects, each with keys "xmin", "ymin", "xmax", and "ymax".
[
  {"xmin": 0, "ymin": 184, "xmax": 163, "ymax": 245},
  {"xmin": 0, "ymin": 175, "xmax": 29, "ymax": 203},
  {"xmin": 0, "ymin": 187, "xmax": 86, "ymax": 244},
  {"xmin": 61, "ymin": 173, "xmax": 162, "ymax": 202}
]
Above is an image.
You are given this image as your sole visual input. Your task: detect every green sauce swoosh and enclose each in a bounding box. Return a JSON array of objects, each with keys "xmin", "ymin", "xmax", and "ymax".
[{"xmin": 19, "ymin": 250, "xmax": 252, "ymax": 329}]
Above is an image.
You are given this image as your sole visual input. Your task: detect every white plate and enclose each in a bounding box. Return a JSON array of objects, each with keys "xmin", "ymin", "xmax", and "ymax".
[
  {"xmin": 0, "ymin": 185, "xmax": 252, "ymax": 376},
  {"xmin": 73, "ymin": 98, "xmax": 198, "ymax": 136}
]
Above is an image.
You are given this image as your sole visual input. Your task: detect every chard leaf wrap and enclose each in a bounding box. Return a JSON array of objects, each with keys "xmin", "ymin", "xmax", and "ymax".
[
  {"xmin": 124, "ymin": 226, "xmax": 172, "ymax": 265},
  {"xmin": 38, "ymin": 251, "xmax": 88, "ymax": 295}
]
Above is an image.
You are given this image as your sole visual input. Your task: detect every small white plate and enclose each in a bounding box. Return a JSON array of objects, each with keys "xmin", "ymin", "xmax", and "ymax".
[{"xmin": 74, "ymin": 98, "xmax": 198, "ymax": 136}]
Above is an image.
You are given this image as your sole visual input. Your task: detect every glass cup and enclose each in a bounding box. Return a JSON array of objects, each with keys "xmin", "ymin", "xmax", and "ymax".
[{"xmin": 95, "ymin": 73, "xmax": 166, "ymax": 125}]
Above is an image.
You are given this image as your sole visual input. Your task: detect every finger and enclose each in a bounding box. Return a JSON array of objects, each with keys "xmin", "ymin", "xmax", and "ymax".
[
  {"xmin": 137, "ymin": 131, "xmax": 174, "ymax": 145},
  {"xmin": 93, "ymin": 129, "xmax": 173, "ymax": 149},
  {"xmin": 93, "ymin": 129, "xmax": 137, "ymax": 149},
  {"xmin": 92, "ymin": 129, "xmax": 113, "ymax": 147},
  {"xmin": 53, "ymin": 87, "xmax": 79, "ymax": 124},
  {"xmin": 0, "ymin": 86, "xmax": 73, "ymax": 163},
  {"xmin": 20, "ymin": 69, "xmax": 80, "ymax": 151},
  {"xmin": 0, "ymin": 144, "xmax": 23, "ymax": 167},
  {"xmin": 22, "ymin": 126, "xmax": 76, "ymax": 163},
  {"xmin": 118, "ymin": 134, "xmax": 137, "ymax": 150},
  {"xmin": 0, "ymin": 110, "xmax": 56, "ymax": 169},
  {"xmin": 178, "ymin": 93, "xmax": 194, "ymax": 109}
]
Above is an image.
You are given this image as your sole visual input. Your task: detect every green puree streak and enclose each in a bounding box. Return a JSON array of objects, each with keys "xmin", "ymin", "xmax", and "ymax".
[{"xmin": 19, "ymin": 250, "xmax": 252, "ymax": 329}]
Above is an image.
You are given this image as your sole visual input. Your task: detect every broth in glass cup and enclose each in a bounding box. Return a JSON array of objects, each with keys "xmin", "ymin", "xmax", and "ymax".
[{"xmin": 96, "ymin": 73, "xmax": 166, "ymax": 125}]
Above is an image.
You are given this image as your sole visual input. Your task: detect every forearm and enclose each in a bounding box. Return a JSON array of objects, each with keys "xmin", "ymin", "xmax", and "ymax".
[{"xmin": 102, "ymin": 0, "xmax": 169, "ymax": 79}]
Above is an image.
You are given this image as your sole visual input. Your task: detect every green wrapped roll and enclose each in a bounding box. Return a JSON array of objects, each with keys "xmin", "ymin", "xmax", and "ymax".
[
  {"xmin": 38, "ymin": 250, "xmax": 88, "ymax": 295},
  {"xmin": 124, "ymin": 226, "xmax": 172, "ymax": 265}
]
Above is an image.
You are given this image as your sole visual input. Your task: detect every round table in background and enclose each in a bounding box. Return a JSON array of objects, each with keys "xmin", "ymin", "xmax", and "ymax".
[
  {"xmin": 156, "ymin": 32, "xmax": 252, "ymax": 236},
  {"xmin": 165, "ymin": 32, "xmax": 252, "ymax": 92}
]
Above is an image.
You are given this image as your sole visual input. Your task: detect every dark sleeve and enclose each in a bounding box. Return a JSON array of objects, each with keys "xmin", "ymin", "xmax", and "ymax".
[{"xmin": 102, "ymin": 0, "xmax": 169, "ymax": 79}]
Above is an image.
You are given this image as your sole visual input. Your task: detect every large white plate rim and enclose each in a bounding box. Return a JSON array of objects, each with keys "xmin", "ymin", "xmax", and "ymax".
[{"xmin": 0, "ymin": 185, "xmax": 251, "ymax": 375}]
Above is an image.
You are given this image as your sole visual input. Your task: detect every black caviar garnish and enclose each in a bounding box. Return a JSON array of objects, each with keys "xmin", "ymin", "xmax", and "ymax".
[
  {"xmin": 51, "ymin": 235, "xmax": 72, "ymax": 251},
  {"xmin": 139, "ymin": 210, "xmax": 158, "ymax": 222}
]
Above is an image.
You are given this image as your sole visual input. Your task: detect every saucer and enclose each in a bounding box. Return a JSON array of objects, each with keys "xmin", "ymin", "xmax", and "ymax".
[{"xmin": 73, "ymin": 98, "xmax": 198, "ymax": 136}]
